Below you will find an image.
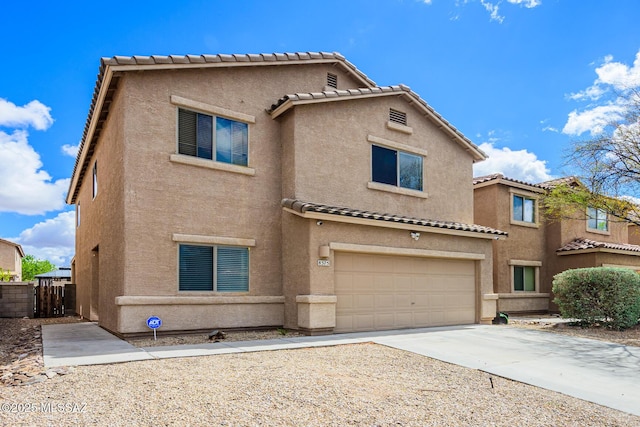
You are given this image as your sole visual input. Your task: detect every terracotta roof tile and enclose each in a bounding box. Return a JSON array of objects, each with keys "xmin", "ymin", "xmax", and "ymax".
[
  {"xmin": 537, "ymin": 176, "xmax": 580, "ymax": 190},
  {"xmin": 472, "ymin": 173, "xmax": 546, "ymax": 189},
  {"xmin": 282, "ymin": 199, "xmax": 507, "ymax": 237},
  {"xmin": 557, "ymin": 238, "xmax": 640, "ymax": 254}
]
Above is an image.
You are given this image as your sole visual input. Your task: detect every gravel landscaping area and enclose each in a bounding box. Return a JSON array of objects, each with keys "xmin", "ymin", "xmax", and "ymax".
[{"xmin": 1, "ymin": 317, "xmax": 639, "ymax": 426}]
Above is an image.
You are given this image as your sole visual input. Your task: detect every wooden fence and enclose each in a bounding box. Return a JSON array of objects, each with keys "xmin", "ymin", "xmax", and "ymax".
[{"xmin": 34, "ymin": 279, "xmax": 75, "ymax": 318}]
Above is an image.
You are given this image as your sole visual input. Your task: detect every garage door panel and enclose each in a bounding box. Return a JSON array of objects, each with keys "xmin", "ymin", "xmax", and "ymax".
[
  {"xmin": 376, "ymin": 313, "xmax": 395, "ymax": 329},
  {"xmin": 336, "ymin": 294, "xmax": 354, "ymax": 310},
  {"xmin": 394, "ymin": 276, "xmax": 413, "ymax": 292},
  {"xmin": 375, "ymin": 294, "xmax": 395, "ymax": 309},
  {"xmin": 353, "ymin": 314, "xmax": 375, "ymax": 330},
  {"xmin": 394, "ymin": 313, "xmax": 413, "ymax": 328},
  {"xmin": 355, "ymin": 294, "xmax": 375, "ymax": 309},
  {"xmin": 335, "ymin": 253, "xmax": 476, "ymax": 333},
  {"xmin": 335, "ymin": 273, "xmax": 354, "ymax": 293}
]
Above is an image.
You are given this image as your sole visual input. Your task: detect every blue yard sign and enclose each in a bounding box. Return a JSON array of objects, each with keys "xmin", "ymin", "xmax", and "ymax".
[{"xmin": 147, "ymin": 316, "xmax": 162, "ymax": 340}]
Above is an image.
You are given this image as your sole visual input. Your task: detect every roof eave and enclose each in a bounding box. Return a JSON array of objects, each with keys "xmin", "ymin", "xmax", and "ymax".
[
  {"xmin": 283, "ymin": 207, "xmax": 506, "ymax": 240},
  {"xmin": 557, "ymin": 248, "xmax": 640, "ymax": 256}
]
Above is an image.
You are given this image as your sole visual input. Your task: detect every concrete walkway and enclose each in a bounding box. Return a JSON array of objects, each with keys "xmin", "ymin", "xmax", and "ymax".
[{"xmin": 41, "ymin": 322, "xmax": 640, "ymax": 417}]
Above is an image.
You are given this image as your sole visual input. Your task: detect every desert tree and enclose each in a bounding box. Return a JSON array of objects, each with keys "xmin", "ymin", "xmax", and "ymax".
[{"xmin": 544, "ymin": 88, "xmax": 640, "ymax": 226}]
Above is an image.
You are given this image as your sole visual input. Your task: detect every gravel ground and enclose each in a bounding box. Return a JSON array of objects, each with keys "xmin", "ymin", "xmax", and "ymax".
[{"xmin": 1, "ymin": 317, "xmax": 639, "ymax": 426}]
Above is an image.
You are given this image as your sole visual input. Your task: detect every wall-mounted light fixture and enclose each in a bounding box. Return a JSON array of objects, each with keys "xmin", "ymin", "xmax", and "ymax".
[
  {"xmin": 318, "ymin": 245, "xmax": 330, "ymax": 259},
  {"xmin": 410, "ymin": 232, "xmax": 420, "ymax": 241}
]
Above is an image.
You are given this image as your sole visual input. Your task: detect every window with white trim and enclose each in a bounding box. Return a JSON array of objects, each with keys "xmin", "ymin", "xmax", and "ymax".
[
  {"xmin": 77, "ymin": 203, "xmax": 80, "ymax": 228},
  {"xmin": 513, "ymin": 265, "xmax": 536, "ymax": 292},
  {"xmin": 587, "ymin": 207, "xmax": 608, "ymax": 232},
  {"xmin": 178, "ymin": 244, "xmax": 249, "ymax": 292},
  {"xmin": 512, "ymin": 194, "xmax": 535, "ymax": 223},
  {"xmin": 178, "ymin": 108, "xmax": 248, "ymax": 166},
  {"xmin": 371, "ymin": 145, "xmax": 423, "ymax": 191}
]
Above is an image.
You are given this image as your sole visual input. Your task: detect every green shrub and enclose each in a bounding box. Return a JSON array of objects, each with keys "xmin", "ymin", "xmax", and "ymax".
[{"xmin": 552, "ymin": 267, "xmax": 640, "ymax": 330}]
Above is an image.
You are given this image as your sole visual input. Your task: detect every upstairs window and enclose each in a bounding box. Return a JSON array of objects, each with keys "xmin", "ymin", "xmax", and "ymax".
[
  {"xmin": 179, "ymin": 244, "xmax": 249, "ymax": 292},
  {"xmin": 372, "ymin": 145, "xmax": 423, "ymax": 191},
  {"xmin": 587, "ymin": 207, "xmax": 608, "ymax": 232},
  {"xmin": 92, "ymin": 162, "xmax": 98, "ymax": 199},
  {"xmin": 178, "ymin": 108, "xmax": 248, "ymax": 167},
  {"xmin": 513, "ymin": 194, "xmax": 535, "ymax": 223}
]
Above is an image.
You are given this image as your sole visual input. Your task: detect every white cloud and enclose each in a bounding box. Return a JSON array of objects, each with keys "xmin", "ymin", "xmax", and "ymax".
[
  {"xmin": 480, "ymin": 1, "xmax": 504, "ymax": 23},
  {"xmin": 563, "ymin": 102, "xmax": 627, "ymax": 136},
  {"xmin": 507, "ymin": 0, "xmax": 541, "ymax": 8},
  {"xmin": 474, "ymin": 142, "xmax": 553, "ymax": 183},
  {"xmin": 0, "ymin": 130, "xmax": 70, "ymax": 215},
  {"xmin": 564, "ymin": 50, "xmax": 640, "ymax": 135},
  {"xmin": 569, "ymin": 52, "xmax": 640, "ymax": 101},
  {"xmin": 61, "ymin": 144, "xmax": 79, "ymax": 157},
  {"xmin": 0, "ymin": 98, "xmax": 53, "ymax": 131},
  {"xmin": 12, "ymin": 211, "xmax": 75, "ymax": 267}
]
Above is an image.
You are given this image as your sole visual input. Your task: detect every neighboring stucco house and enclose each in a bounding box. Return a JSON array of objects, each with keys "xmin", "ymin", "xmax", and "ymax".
[
  {"xmin": 66, "ymin": 52, "xmax": 506, "ymax": 336},
  {"xmin": 473, "ymin": 173, "xmax": 640, "ymax": 314},
  {"xmin": 0, "ymin": 238, "xmax": 25, "ymax": 282}
]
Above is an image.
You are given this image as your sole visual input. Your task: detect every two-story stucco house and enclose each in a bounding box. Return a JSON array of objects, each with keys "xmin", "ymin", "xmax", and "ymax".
[
  {"xmin": 473, "ymin": 173, "xmax": 640, "ymax": 314},
  {"xmin": 66, "ymin": 52, "xmax": 506, "ymax": 336},
  {"xmin": 0, "ymin": 238, "xmax": 24, "ymax": 282}
]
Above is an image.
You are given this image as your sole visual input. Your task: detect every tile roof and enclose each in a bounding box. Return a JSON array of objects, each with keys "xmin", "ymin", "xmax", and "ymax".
[
  {"xmin": 67, "ymin": 52, "xmax": 376, "ymax": 204},
  {"xmin": 282, "ymin": 199, "xmax": 507, "ymax": 237},
  {"xmin": 557, "ymin": 237, "xmax": 640, "ymax": 254},
  {"xmin": 472, "ymin": 173, "xmax": 545, "ymax": 189},
  {"xmin": 270, "ymin": 85, "xmax": 485, "ymax": 162},
  {"xmin": 537, "ymin": 176, "xmax": 580, "ymax": 190}
]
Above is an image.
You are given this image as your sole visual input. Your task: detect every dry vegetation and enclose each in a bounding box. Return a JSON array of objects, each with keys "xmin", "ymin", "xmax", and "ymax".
[{"xmin": 0, "ymin": 316, "xmax": 638, "ymax": 425}]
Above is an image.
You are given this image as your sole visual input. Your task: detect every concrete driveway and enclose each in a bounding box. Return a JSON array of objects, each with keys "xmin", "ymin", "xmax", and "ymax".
[
  {"xmin": 42, "ymin": 323, "xmax": 640, "ymax": 416},
  {"xmin": 372, "ymin": 326, "xmax": 640, "ymax": 417}
]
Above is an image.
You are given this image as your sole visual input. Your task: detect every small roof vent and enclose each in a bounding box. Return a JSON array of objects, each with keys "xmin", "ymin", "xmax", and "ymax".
[
  {"xmin": 389, "ymin": 108, "xmax": 407, "ymax": 126},
  {"xmin": 327, "ymin": 73, "xmax": 338, "ymax": 89}
]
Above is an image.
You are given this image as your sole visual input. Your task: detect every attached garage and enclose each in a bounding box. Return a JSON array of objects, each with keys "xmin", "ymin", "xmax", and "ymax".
[{"xmin": 334, "ymin": 252, "xmax": 476, "ymax": 332}]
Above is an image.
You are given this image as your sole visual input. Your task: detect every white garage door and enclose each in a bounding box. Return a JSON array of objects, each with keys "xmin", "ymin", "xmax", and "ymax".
[{"xmin": 335, "ymin": 252, "xmax": 476, "ymax": 333}]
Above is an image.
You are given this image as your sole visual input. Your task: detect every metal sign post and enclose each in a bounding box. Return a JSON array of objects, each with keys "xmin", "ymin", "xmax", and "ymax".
[{"xmin": 146, "ymin": 316, "xmax": 162, "ymax": 340}]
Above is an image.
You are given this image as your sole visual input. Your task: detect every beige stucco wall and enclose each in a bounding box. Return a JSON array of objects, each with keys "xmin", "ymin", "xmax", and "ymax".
[
  {"xmin": 73, "ymin": 61, "xmax": 486, "ymax": 334},
  {"xmin": 281, "ymin": 98, "xmax": 475, "ymax": 224},
  {"xmin": 74, "ymin": 63, "xmax": 372, "ymax": 334},
  {"xmin": 474, "ymin": 184, "xmax": 546, "ymax": 295},
  {"xmin": 0, "ymin": 241, "xmax": 22, "ymax": 281},
  {"xmin": 73, "ymin": 85, "xmax": 126, "ymax": 332}
]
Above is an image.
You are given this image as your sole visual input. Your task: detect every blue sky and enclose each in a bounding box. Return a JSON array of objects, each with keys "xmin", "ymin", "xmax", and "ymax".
[{"xmin": 1, "ymin": 0, "xmax": 639, "ymax": 266}]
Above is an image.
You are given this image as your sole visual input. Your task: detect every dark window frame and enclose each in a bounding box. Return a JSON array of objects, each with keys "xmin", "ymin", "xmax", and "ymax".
[{"xmin": 371, "ymin": 145, "xmax": 423, "ymax": 191}]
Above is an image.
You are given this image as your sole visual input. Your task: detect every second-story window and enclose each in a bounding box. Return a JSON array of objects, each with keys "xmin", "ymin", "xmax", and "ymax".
[
  {"xmin": 178, "ymin": 108, "xmax": 248, "ymax": 167},
  {"xmin": 371, "ymin": 145, "xmax": 423, "ymax": 191},
  {"xmin": 513, "ymin": 194, "xmax": 535, "ymax": 223},
  {"xmin": 92, "ymin": 161, "xmax": 98, "ymax": 199},
  {"xmin": 587, "ymin": 207, "xmax": 608, "ymax": 232}
]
